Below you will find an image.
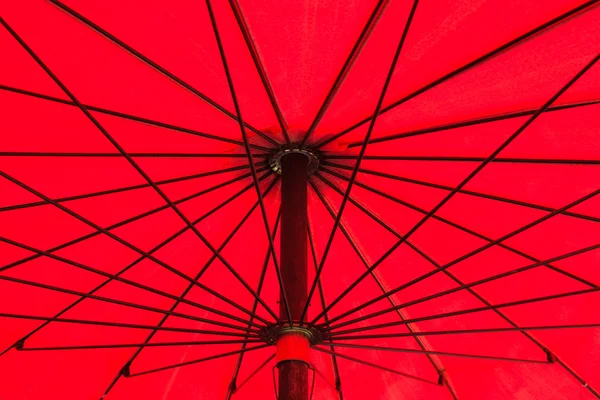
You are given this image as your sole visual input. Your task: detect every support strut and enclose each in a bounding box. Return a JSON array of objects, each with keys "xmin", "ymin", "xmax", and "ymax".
[{"xmin": 278, "ymin": 153, "xmax": 309, "ymax": 400}]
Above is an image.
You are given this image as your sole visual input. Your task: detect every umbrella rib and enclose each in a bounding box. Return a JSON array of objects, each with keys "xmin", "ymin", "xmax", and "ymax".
[
  {"xmin": 324, "ymin": 155, "xmax": 600, "ymax": 165},
  {"xmin": 231, "ymin": 353, "xmax": 276, "ymax": 395},
  {"xmin": 313, "ymin": 0, "xmax": 600, "ymax": 150},
  {"xmin": 316, "ymin": 169, "xmax": 600, "ymax": 316},
  {"xmin": 322, "ymin": 162, "xmax": 600, "ymax": 224},
  {"xmin": 314, "ymin": 172, "xmax": 600, "ymax": 381},
  {"xmin": 310, "ymin": 363, "xmax": 340, "ymax": 393},
  {"xmin": 307, "ymin": 178, "xmax": 453, "ymax": 392},
  {"xmin": 0, "ymin": 84, "xmax": 272, "ymax": 152},
  {"xmin": 1, "ymin": 3, "xmax": 596, "ymax": 397},
  {"xmin": 326, "ymin": 242, "xmax": 600, "ymax": 333},
  {"xmin": 0, "ymin": 312, "xmax": 261, "ymax": 337},
  {"xmin": 0, "ymin": 234, "xmax": 275, "ymax": 335},
  {"xmin": 225, "ymin": 210, "xmax": 282, "ymax": 400},
  {"xmin": 0, "ymin": 17, "xmax": 281, "ymax": 323},
  {"xmin": 312, "ymin": 346, "xmax": 440, "ymax": 386},
  {"xmin": 0, "ymin": 174, "xmax": 276, "ymax": 347},
  {"xmin": 18, "ymin": 340, "xmax": 263, "ymax": 352},
  {"xmin": 329, "ymin": 288, "xmax": 598, "ymax": 336},
  {"xmin": 318, "ymin": 190, "xmax": 600, "ymax": 321},
  {"xmin": 14, "ymin": 24, "xmax": 277, "ymax": 319},
  {"xmin": 323, "ymin": 343, "xmax": 549, "ymax": 364},
  {"xmin": 0, "ymin": 163, "xmax": 263, "ymax": 213},
  {"xmin": 0, "ymin": 167, "xmax": 269, "ymax": 274},
  {"xmin": 298, "ymin": 0, "xmax": 389, "ymax": 148},
  {"xmin": 319, "ymin": 167, "xmax": 600, "ymax": 290},
  {"xmin": 300, "ymin": 0, "xmax": 420, "ymax": 326},
  {"xmin": 333, "ymin": 319, "xmax": 600, "ymax": 395},
  {"xmin": 0, "ymin": 275, "xmax": 260, "ymax": 333},
  {"xmin": 345, "ymin": 99, "xmax": 600, "ymax": 148},
  {"xmin": 317, "ymin": 171, "xmax": 600, "ymax": 328},
  {"xmin": 328, "ymin": 323, "xmax": 600, "ymax": 340},
  {"xmin": 228, "ymin": 0, "xmax": 291, "ymax": 146},
  {"xmin": 309, "ymin": 54, "xmax": 600, "ymax": 326},
  {"xmin": 0, "ymin": 173, "xmax": 274, "ymax": 358},
  {"xmin": 99, "ymin": 184, "xmax": 280, "ymax": 399},
  {"xmin": 0, "ymin": 152, "xmax": 269, "ymax": 158},
  {"xmin": 205, "ymin": 0, "xmax": 293, "ymax": 326},
  {"xmin": 0, "ymin": 170, "xmax": 277, "ymax": 322},
  {"xmin": 47, "ymin": 0, "xmax": 280, "ymax": 148},
  {"xmin": 307, "ymin": 218, "xmax": 345, "ymax": 400},
  {"xmin": 125, "ymin": 344, "xmax": 271, "ymax": 377}
]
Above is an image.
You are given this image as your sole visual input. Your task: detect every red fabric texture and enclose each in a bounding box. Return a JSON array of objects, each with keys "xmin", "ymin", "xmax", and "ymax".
[{"xmin": 0, "ymin": 0, "xmax": 599, "ymax": 399}]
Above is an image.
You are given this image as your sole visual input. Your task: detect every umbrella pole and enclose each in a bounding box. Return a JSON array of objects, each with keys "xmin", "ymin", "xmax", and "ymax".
[{"xmin": 278, "ymin": 153, "xmax": 309, "ymax": 400}]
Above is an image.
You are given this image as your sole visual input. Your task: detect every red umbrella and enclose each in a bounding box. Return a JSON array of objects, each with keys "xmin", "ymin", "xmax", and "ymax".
[{"xmin": 0, "ymin": 0, "xmax": 599, "ymax": 399}]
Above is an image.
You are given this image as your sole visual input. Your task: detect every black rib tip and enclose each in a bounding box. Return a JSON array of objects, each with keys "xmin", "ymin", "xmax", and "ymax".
[
  {"xmin": 121, "ymin": 364, "xmax": 131, "ymax": 378},
  {"xmin": 546, "ymin": 351, "xmax": 557, "ymax": 363},
  {"xmin": 14, "ymin": 340, "xmax": 24, "ymax": 351},
  {"xmin": 335, "ymin": 378, "xmax": 342, "ymax": 391},
  {"xmin": 438, "ymin": 373, "xmax": 445, "ymax": 385}
]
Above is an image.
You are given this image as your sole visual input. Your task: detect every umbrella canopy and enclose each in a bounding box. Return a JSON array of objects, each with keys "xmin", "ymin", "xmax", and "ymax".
[{"xmin": 0, "ymin": 0, "xmax": 599, "ymax": 399}]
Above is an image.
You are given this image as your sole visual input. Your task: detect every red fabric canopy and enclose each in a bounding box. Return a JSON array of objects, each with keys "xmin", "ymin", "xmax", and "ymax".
[{"xmin": 0, "ymin": 0, "xmax": 599, "ymax": 399}]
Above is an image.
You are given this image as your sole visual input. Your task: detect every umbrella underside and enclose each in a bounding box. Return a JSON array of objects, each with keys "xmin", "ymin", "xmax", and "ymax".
[{"xmin": 0, "ymin": 0, "xmax": 599, "ymax": 399}]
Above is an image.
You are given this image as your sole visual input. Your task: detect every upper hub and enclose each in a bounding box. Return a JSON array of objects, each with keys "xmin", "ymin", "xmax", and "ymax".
[
  {"xmin": 259, "ymin": 323, "xmax": 325, "ymax": 346},
  {"xmin": 270, "ymin": 148, "xmax": 320, "ymax": 175}
]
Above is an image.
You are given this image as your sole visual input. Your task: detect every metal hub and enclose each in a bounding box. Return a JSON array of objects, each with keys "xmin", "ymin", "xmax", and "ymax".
[
  {"xmin": 260, "ymin": 323, "xmax": 325, "ymax": 345},
  {"xmin": 270, "ymin": 148, "xmax": 320, "ymax": 175}
]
